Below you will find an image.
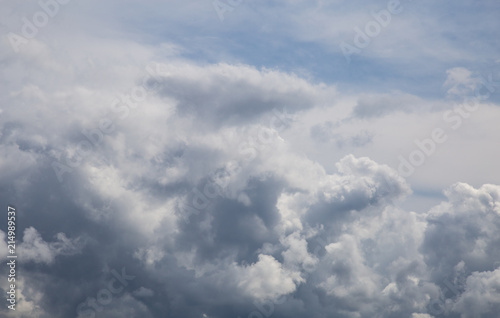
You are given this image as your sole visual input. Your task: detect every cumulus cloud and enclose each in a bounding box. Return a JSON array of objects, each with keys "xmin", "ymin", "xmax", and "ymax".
[
  {"xmin": 452, "ymin": 267, "xmax": 500, "ymax": 317},
  {"xmin": 1, "ymin": 1, "xmax": 499, "ymax": 317},
  {"xmin": 234, "ymin": 254, "xmax": 303, "ymax": 301},
  {"xmin": 422, "ymin": 183, "xmax": 500, "ymax": 276}
]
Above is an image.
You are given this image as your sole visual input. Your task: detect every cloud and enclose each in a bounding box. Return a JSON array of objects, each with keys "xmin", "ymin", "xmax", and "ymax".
[
  {"xmin": 422, "ymin": 183, "xmax": 500, "ymax": 277},
  {"xmin": 132, "ymin": 287, "xmax": 155, "ymax": 298},
  {"xmin": 153, "ymin": 62, "xmax": 333, "ymax": 128},
  {"xmin": 234, "ymin": 254, "xmax": 303, "ymax": 301},
  {"xmin": 310, "ymin": 122, "xmax": 374, "ymax": 148},
  {"xmin": 452, "ymin": 267, "xmax": 500, "ymax": 317},
  {"xmin": 412, "ymin": 314, "xmax": 434, "ymax": 318},
  {"xmin": 0, "ymin": 1, "xmax": 499, "ymax": 316},
  {"xmin": 16, "ymin": 227, "xmax": 86, "ymax": 265},
  {"xmin": 350, "ymin": 93, "xmax": 428, "ymax": 119},
  {"xmin": 443, "ymin": 67, "xmax": 481, "ymax": 99}
]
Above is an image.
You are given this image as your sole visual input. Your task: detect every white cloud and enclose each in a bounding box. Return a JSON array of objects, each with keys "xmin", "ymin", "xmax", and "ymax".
[
  {"xmin": 443, "ymin": 67, "xmax": 481, "ymax": 99},
  {"xmin": 234, "ymin": 254, "xmax": 302, "ymax": 301},
  {"xmin": 18, "ymin": 227, "xmax": 85, "ymax": 265},
  {"xmin": 1, "ymin": 1, "xmax": 499, "ymax": 317}
]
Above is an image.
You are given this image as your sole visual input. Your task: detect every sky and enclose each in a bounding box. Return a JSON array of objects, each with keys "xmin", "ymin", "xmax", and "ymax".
[{"xmin": 0, "ymin": 0, "xmax": 500, "ymax": 317}]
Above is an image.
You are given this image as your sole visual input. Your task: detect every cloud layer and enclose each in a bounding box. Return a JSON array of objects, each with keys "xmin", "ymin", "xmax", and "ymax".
[{"xmin": 1, "ymin": 0, "xmax": 500, "ymax": 317}]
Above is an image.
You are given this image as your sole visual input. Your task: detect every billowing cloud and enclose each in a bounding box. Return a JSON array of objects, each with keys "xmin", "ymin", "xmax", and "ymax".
[
  {"xmin": 452, "ymin": 267, "xmax": 500, "ymax": 317},
  {"xmin": 1, "ymin": 0, "xmax": 499, "ymax": 317}
]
